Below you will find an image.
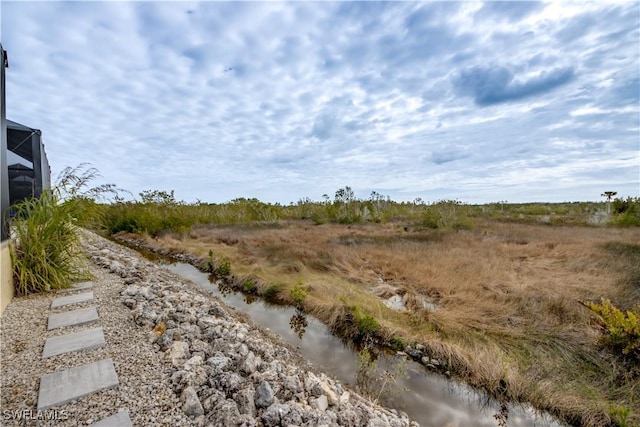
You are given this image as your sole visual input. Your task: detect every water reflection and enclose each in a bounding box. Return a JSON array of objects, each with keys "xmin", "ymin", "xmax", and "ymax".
[
  {"xmin": 355, "ymin": 348, "xmax": 409, "ymax": 406},
  {"xmin": 153, "ymin": 260, "xmax": 564, "ymax": 427},
  {"xmin": 494, "ymin": 403, "xmax": 509, "ymax": 427},
  {"xmin": 244, "ymin": 294, "xmax": 259, "ymax": 305},
  {"xmin": 289, "ymin": 310, "xmax": 308, "ymax": 339},
  {"xmin": 217, "ymin": 280, "xmax": 234, "ymax": 297}
]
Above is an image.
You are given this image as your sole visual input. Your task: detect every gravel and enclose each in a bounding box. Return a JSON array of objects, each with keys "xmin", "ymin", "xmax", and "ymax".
[
  {"xmin": 1, "ymin": 235, "xmax": 195, "ymax": 426},
  {"xmin": 1, "ymin": 231, "xmax": 418, "ymax": 426}
]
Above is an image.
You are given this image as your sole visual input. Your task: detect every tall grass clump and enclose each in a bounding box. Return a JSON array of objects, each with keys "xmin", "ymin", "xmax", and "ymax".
[
  {"xmin": 10, "ymin": 164, "xmax": 119, "ymax": 295},
  {"xmin": 10, "ymin": 191, "xmax": 87, "ymax": 295}
]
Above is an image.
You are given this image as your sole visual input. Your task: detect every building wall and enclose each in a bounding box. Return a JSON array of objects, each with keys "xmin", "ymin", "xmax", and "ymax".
[
  {"xmin": 0, "ymin": 240, "xmax": 13, "ymax": 315},
  {"xmin": 1, "ymin": 45, "xmax": 9, "ymax": 239},
  {"xmin": 1, "ymin": 45, "xmax": 13, "ymax": 316}
]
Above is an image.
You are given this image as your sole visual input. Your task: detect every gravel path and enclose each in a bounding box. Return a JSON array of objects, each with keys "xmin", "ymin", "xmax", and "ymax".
[
  {"xmin": 1, "ymin": 242, "xmax": 193, "ymax": 426},
  {"xmin": 1, "ymin": 231, "xmax": 418, "ymax": 427}
]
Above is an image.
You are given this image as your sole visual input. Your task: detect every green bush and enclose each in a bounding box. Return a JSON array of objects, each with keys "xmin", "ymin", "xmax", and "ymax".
[
  {"xmin": 102, "ymin": 197, "xmax": 199, "ymax": 237},
  {"xmin": 290, "ymin": 278, "xmax": 307, "ymax": 308},
  {"xmin": 420, "ymin": 200, "xmax": 474, "ymax": 231},
  {"xmin": 421, "ymin": 208, "xmax": 440, "ymax": 229},
  {"xmin": 609, "ymin": 405, "xmax": 638, "ymax": 427},
  {"xmin": 242, "ymin": 278, "xmax": 257, "ymax": 293},
  {"xmin": 351, "ymin": 305, "xmax": 380, "ymax": 337},
  {"xmin": 580, "ymin": 298, "xmax": 640, "ymax": 363},
  {"xmin": 611, "ymin": 197, "xmax": 640, "ymax": 227},
  {"xmin": 388, "ymin": 336, "xmax": 406, "ymax": 351},
  {"xmin": 614, "ymin": 212, "xmax": 640, "ymax": 227},
  {"xmin": 213, "ymin": 257, "xmax": 231, "ymax": 278},
  {"xmin": 206, "ymin": 250, "xmax": 231, "ymax": 278}
]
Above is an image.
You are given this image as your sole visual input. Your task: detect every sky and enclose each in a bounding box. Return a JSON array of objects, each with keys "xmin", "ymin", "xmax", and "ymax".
[{"xmin": 2, "ymin": 1, "xmax": 639, "ymax": 205}]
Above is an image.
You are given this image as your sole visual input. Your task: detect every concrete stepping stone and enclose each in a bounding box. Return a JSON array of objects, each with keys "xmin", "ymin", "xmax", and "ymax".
[
  {"xmin": 48, "ymin": 306, "xmax": 99, "ymax": 330},
  {"xmin": 51, "ymin": 291, "xmax": 94, "ymax": 309},
  {"xmin": 58, "ymin": 281, "xmax": 93, "ymax": 293},
  {"xmin": 42, "ymin": 327, "xmax": 105, "ymax": 358},
  {"xmin": 37, "ymin": 358, "xmax": 119, "ymax": 411},
  {"xmin": 90, "ymin": 410, "xmax": 132, "ymax": 427}
]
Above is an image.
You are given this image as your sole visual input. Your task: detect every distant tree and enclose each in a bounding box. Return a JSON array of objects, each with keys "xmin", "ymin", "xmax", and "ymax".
[
  {"xmin": 601, "ymin": 191, "xmax": 617, "ymax": 214},
  {"xmin": 139, "ymin": 189, "xmax": 177, "ymax": 205},
  {"xmin": 334, "ymin": 186, "xmax": 356, "ymax": 204}
]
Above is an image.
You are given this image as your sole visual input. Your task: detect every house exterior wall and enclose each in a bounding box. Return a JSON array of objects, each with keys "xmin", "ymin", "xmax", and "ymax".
[
  {"xmin": 1, "ymin": 44, "xmax": 13, "ymax": 316},
  {"xmin": 1, "ymin": 45, "xmax": 9, "ymax": 239},
  {"xmin": 0, "ymin": 240, "xmax": 13, "ymax": 315}
]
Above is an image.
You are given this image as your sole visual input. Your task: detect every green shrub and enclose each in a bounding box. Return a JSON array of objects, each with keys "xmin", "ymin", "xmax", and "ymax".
[
  {"xmin": 611, "ymin": 197, "xmax": 640, "ymax": 227},
  {"xmin": 614, "ymin": 212, "xmax": 640, "ymax": 227},
  {"xmin": 208, "ymin": 251, "xmax": 231, "ymax": 278},
  {"xmin": 420, "ymin": 200, "xmax": 474, "ymax": 231},
  {"xmin": 421, "ymin": 208, "xmax": 440, "ymax": 229},
  {"xmin": 388, "ymin": 336, "xmax": 406, "ymax": 351},
  {"xmin": 290, "ymin": 278, "xmax": 307, "ymax": 308},
  {"xmin": 351, "ymin": 305, "xmax": 380, "ymax": 337},
  {"xmin": 609, "ymin": 405, "xmax": 638, "ymax": 427},
  {"xmin": 580, "ymin": 298, "xmax": 640, "ymax": 363},
  {"xmin": 242, "ymin": 278, "xmax": 257, "ymax": 293}
]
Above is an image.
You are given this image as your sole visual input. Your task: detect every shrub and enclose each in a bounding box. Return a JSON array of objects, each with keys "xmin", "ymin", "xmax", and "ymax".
[
  {"xmin": 290, "ymin": 278, "xmax": 307, "ymax": 308},
  {"xmin": 420, "ymin": 200, "xmax": 475, "ymax": 231},
  {"xmin": 609, "ymin": 405, "xmax": 637, "ymax": 427},
  {"xmin": 351, "ymin": 305, "xmax": 380, "ymax": 338},
  {"xmin": 614, "ymin": 212, "xmax": 640, "ymax": 227},
  {"xmin": 388, "ymin": 336, "xmax": 406, "ymax": 351},
  {"xmin": 612, "ymin": 197, "xmax": 640, "ymax": 227},
  {"xmin": 242, "ymin": 278, "xmax": 257, "ymax": 293},
  {"xmin": 421, "ymin": 208, "xmax": 440, "ymax": 229},
  {"xmin": 208, "ymin": 251, "xmax": 231, "ymax": 278},
  {"xmin": 579, "ymin": 298, "xmax": 640, "ymax": 364}
]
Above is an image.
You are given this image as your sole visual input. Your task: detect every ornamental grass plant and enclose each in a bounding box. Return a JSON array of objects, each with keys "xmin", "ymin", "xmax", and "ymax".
[
  {"xmin": 9, "ymin": 164, "xmax": 119, "ymax": 295},
  {"xmin": 10, "ymin": 190, "xmax": 88, "ymax": 295}
]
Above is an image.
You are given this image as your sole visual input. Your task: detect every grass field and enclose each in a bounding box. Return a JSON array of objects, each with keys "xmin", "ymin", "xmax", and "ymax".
[{"xmin": 115, "ymin": 217, "xmax": 640, "ymax": 426}]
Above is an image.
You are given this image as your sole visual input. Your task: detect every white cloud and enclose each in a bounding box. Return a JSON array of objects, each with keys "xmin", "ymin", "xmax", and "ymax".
[{"xmin": 2, "ymin": 1, "xmax": 638, "ymax": 204}]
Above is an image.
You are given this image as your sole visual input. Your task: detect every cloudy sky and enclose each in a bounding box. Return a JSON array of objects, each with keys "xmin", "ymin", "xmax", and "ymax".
[{"xmin": 2, "ymin": 1, "xmax": 638, "ymax": 204}]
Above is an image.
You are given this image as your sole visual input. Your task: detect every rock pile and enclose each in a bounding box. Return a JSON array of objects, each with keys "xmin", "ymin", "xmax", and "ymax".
[{"xmin": 88, "ymin": 237, "xmax": 418, "ymax": 427}]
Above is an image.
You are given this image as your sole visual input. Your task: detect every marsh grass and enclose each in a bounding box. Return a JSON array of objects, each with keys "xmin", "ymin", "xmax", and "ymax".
[{"xmin": 116, "ymin": 216, "xmax": 640, "ymax": 426}]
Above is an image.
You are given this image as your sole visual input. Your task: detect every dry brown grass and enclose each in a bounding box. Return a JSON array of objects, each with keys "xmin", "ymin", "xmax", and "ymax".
[{"xmin": 149, "ymin": 220, "xmax": 640, "ymax": 426}]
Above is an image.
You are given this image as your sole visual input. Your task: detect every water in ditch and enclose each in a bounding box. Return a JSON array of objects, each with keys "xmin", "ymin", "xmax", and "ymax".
[{"xmin": 155, "ymin": 259, "xmax": 563, "ymax": 427}]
